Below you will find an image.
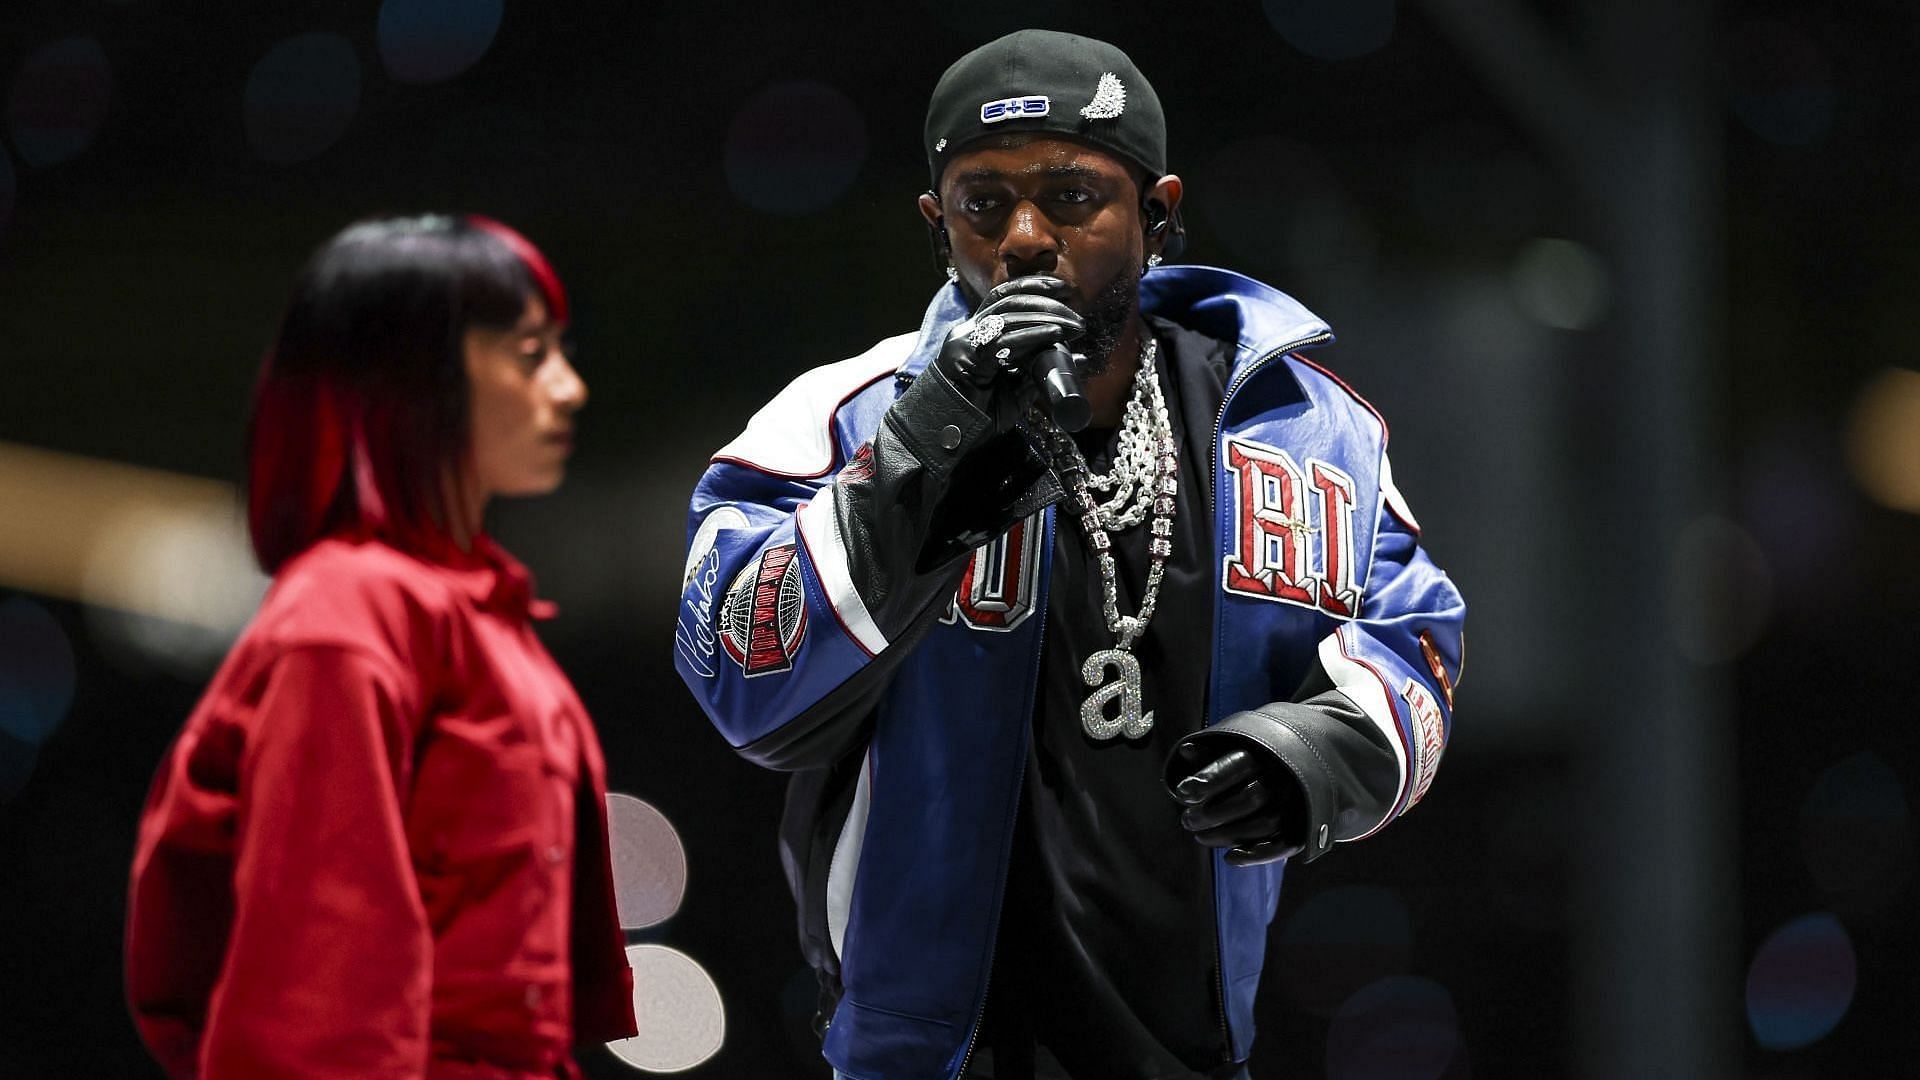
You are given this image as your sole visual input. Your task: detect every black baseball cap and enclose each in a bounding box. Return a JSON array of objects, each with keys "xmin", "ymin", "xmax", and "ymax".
[{"xmin": 924, "ymin": 29, "xmax": 1167, "ymax": 188}]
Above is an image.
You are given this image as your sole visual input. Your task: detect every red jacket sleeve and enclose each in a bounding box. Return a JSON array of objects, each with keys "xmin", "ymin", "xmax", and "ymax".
[{"xmin": 199, "ymin": 643, "xmax": 433, "ymax": 1079}]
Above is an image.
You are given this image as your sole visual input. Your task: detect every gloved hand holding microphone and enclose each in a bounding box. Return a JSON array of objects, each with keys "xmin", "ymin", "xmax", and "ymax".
[{"xmin": 938, "ymin": 274, "xmax": 1092, "ymax": 431}]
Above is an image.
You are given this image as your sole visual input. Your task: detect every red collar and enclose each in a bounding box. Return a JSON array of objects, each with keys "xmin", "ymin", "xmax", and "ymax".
[{"xmin": 456, "ymin": 535, "xmax": 559, "ymax": 621}]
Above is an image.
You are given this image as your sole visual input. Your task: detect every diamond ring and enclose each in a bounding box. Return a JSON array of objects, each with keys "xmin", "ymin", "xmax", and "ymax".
[{"xmin": 966, "ymin": 314, "xmax": 1007, "ymax": 349}]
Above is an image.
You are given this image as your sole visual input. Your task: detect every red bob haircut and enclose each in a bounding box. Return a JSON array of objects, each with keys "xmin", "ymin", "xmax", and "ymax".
[{"xmin": 246, "ymin": 214, "xmax": 567, "ymax": 574}]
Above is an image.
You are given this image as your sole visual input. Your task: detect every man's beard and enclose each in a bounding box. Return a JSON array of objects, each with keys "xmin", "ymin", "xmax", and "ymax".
[
  {"xmin": 958, "ymin": 267, "xmax": 1141, "ymax": 375},
  {"xmin": 1074, "ymin": 269, "xmax": 1141, "ymax": 377}
]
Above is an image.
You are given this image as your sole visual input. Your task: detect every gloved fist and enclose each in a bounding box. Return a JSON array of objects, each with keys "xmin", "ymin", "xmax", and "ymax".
[
  {"xmin": 1166, "ymin": 742, "xmax": 1309, "ymax": 867},
  {"xmin": 939, "ymin": 275, "xmax": 1085, "ymax": 389}
]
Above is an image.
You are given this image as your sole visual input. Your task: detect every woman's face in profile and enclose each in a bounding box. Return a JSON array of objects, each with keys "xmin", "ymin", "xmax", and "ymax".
[{"xmin": 464, "ymin": 293, "xmax": 587, "ymax": 499}]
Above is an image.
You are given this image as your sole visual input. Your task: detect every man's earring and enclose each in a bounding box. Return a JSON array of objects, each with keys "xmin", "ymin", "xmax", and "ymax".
[
  {"xmin": 945, "ymin": 264, "xmax": 959, "ymax": 283},
  {"xmin": 1145, "ymin": 253, "xmax": 1163, "ymax": 270}
]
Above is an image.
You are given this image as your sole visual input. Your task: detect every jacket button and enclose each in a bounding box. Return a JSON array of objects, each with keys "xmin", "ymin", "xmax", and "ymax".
[
  {"xmin": 546, "ymin": 844, "xmax": 566, "ymax": 865},
  {"xmin": 940, "ymin": 424, "xmax": 962, "ymax": 450},
  {"xmin": 525, "ymin": 984, "xmax": 543, "ymax": 1008},
  {"xmin": 1318, "ymin": 824, "xmax": 1330, "ymax": 849}
]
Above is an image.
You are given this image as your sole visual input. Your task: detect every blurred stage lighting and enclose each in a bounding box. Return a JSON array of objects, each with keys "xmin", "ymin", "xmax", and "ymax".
[
  {"xmin": 607, "ymin": 944, "xmax": 727, "ymax": 1073},
  {"xmin": 377, "ymin": 0, "xmax": 504, "ymax": 85},
  {"xmin": 6, "ymin": 37, "xmax": 113, "ymax": 168},
  {"xmin": 725, "ymin": 81, "xmax": 868, "ymax": 217},
  {"xmin": 1745, "ymin": 913, "xmax": 1855, "ymax": 1051},
  {"xmin": 0, "ymin": 596, "xmax": 76, "ymax": 747},
  {"xmin": 1799, "ymin": 752, "xmax": 1912, "ymax": 914},
  {"xmin": 1844, "ymin": 367, "xmax": 1920, "ymax": 514},
  {"xmin": 0, "ymin": 596, "xmax": 76, "ymax": 800},
  {"xmin": 1509, "ymin": 238, "xmax": 1610, "ymax": 331},
  {"xmin": 1273, "ymin": 885, "xmax": 1413, "ymax": 1017},
  {"xmin": 1264, "ymin": 0, "xmax": 1396, "ymax": 61},
  {"xmin": 1737, "ymin": 427, "xmax": 1855, "ymax": 603},
  {"xmin": 245, "ymin": 33, "xmax": 363, "ymax": 164},
  {"xmin": 606, "ymin": 792, "xmax": 689, "ymax": 929},
  {"xmin": 1326, "ymin": 975, "xmax": 1460, "ymax": 1080},
  {"xmin": 0, "ymin": 441, "xmax": 266, "ymax": 677},
  {"xmin": 1666, "ymin": 514, "xmax": 1772, "ymax": 664}
]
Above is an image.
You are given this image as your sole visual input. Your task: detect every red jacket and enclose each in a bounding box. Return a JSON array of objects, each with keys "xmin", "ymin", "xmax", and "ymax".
[{"xmin": 126, "ymin": 536, "xmax": 637, "ymax": 1079}]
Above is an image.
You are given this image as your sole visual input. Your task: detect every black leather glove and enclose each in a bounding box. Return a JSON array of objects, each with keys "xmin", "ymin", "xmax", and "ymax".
[
  {"xmin": 1166, "ymin": 741, "xmax": 1310, "ymax": 867},
  {"xmin": 938, "ymin": 275, "xmax": 1084, "ymax": 391}
]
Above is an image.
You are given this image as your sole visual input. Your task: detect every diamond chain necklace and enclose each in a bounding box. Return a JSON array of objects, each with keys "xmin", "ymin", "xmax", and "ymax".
[{"xmin": 1034, "ymin": 336, "xmax": 1176, "ymax": 740}]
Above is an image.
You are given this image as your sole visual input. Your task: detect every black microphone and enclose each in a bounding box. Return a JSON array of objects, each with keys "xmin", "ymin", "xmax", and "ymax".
[{"xmin": 1034, "ymin": 343, "xmax": 1090, "ymax": 432}]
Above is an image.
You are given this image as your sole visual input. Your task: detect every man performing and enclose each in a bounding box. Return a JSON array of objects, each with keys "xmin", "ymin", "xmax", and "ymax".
[{"xmin": 675, "ymin": 30, "xmax": 1465, "ymax": 1080}]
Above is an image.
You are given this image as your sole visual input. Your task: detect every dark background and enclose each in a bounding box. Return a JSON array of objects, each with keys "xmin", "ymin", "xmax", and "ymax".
[{"xmin": 2, "ymin": 1, "xmax": 1915, "ymax": 1077}]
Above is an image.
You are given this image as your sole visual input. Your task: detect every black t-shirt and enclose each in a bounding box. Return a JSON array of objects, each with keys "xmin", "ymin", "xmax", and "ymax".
[{"xmin": 974, "ymin": 318, "xmax": 1245, "ymax": 1080}]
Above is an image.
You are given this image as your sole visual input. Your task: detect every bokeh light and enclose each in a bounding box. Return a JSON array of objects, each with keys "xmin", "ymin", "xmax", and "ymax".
[
  {"xmin": 244, "ymin": 33, "xmax": 363, "ymax": 164},
  {"xmin": 1264, "ymin": 0, "xmax": 1397, "ymax": 61},
  {"xmin": 377, "ymin": 0, "xmax": 505, "ymax": 85},
  {"xmin": 81, "ymin": 501, "xmax": 267, "ymax": 678},
  {"xmin": 607, "ymin": 944, "xmax": 726, "ymax": 1073},
  {"xmin": 1746, "ymin": 913, "xmax": 1856, "ymax": 1051},
  {"xmin": 1666, "ymin": 514, "xmax": 1773, "ymax": 664},
  {"xmin": 1327, "ymin": 975, "xmax": 1460, "ymax": 1080},
  {"xmin": 0, "ymin": 597, "xmax": 73, "ymax": 804},
  {"xmin": 1508, "ymin": 238, "xmax": 1610, "ymax": 331},
  {"xmin": 1799, "ymin": 753, "xmax": 1913, "ymax": 914},
  {"xmin": 724, "ymin": 81, "xmax": 867, "ymax": 216},
  {"xmin": 1844, "ymin": 367, "xmax": 1920, "ymax": 514},
  {"xmin": 606, "ymin": 791, "xmax": 689, "ymax": 929},
  {"xmin": 0, "ymin": 596, "xmax": 77, "ymax": 749},
  {"xmin": 6, "ymin": 37, "xmax": 114, "ymax": 168},
  {"xmin": 1727, "ymin": 19, "xmax": 1835, "ymax": 148},
  {"xmin": 1272, "ymin": 885, "xmax": 1413, "ymax": 1016},
  {"xmin": 1737, "ymin": 427, "xmax": 1857, "ymax": 608}
]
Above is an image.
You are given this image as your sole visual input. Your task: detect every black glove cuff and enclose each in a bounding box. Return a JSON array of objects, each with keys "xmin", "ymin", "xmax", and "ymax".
[
  {"xmin": 882, "ymin": 362, "xmax": 996, "ymax": 485},
  {"xmin": 1167, "ymin": 711, "xmax": 1332, "ymax": 862}
]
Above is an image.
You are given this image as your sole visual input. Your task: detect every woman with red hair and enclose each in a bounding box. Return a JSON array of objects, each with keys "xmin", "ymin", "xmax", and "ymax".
[{"xmin": 125, "ymin": 215, "xmax": 636, "ymax": 1079}]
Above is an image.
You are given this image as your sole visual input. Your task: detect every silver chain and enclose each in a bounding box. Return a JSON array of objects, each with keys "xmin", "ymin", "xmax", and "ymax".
[
  {"xmin": 1034, "ymin": 337, "xmax": 1177, "ymax": 653},
  {"xmin": 1080, "ymin": 339, "xmax": 1168, "ymax": 531}
]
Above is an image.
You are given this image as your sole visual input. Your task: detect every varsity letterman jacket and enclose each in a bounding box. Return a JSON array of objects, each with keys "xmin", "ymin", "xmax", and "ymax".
[{"xmin": 675, "ymin": 265, "xmax": 1465, "ymax": 1080}]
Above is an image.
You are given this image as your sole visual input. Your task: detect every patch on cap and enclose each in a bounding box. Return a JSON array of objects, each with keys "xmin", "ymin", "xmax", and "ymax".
[
  {"xmin": 1080, "ymin": 72, "xmax": 1126, "ymax": 120},
  {"xmin": 980, "ymin": 95, "xmax": 1050, "ymax": 124}
]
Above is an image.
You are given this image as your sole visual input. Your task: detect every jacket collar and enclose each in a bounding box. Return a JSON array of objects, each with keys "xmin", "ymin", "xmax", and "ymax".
[
  {"xmin": 443, "ymin": 534, "xmax": 557, "ymax": 621},
  {"xmin": 893, "ymin": 265, "xmax": 1335, "ymax": 383}
]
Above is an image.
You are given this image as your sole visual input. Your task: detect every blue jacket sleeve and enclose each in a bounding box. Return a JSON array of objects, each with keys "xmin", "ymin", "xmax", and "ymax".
[
  {"xmin": 674, "ymin": 361, "xmax": 1059, "ymax": 771},
  {"xmin": 1187, "ymin": 452, "xmax": 1466, "ymax": 862}
]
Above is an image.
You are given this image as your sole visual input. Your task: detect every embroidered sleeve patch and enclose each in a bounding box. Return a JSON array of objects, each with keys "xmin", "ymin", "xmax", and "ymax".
[
  {"xmin": 718, "ymin": 544, "xmax": 808, "ymax": 677},
  {"xmin": 1402, "ymin": 678, "xmax": 1446, "ymax": 807}
]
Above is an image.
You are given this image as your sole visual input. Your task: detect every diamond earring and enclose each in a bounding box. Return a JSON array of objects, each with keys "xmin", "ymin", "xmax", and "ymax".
[
  {"xmin": 945, "ymin": 265, "xmax": 959, "ymax": 284},
  {"xmin": 1145, "ymin": 253, "xmax": 1163, "ymax": 270}
]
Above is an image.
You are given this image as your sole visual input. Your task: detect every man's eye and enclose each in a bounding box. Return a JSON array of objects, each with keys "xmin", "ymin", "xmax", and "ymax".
[
  {"xmin": 1058, "ymin": 189, "xmax": 1091, "ymax": 204},
  {"xmin": 961, "ymin": 195, "xmax": 1000, "ymax": 214}
]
